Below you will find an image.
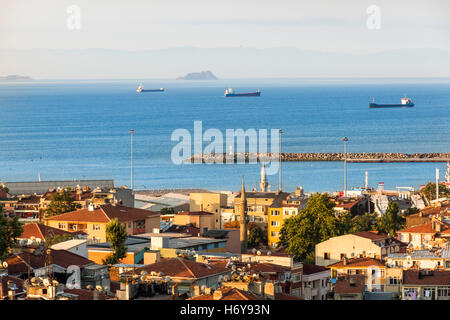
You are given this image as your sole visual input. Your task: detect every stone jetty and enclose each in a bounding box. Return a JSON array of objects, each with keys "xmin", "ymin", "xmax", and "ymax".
[{"xmin": 187, "ymin": 152, "xmax": 450, "ymax": 163}]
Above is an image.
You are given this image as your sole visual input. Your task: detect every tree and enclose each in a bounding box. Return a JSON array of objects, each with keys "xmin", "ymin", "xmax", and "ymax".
[
  {"xmin": 223, "ymin": 220, "xmax": 240, "ymax": 229},
  {"xmin": 350, "ymin": 212, "xmax": 378, "ymax": 233},
  {"xmin": 44, "ymin": 191, "xmax": 81, "ymax": 218},
  {"xmin": 279, "ymin": 193, "xmax": 342, "ymax": 263},
  {"xmin": 376, "ymin": 201, "xmax": 405, "ymax": 237},
  {"xmin": 420, "ymin": 182, "xmax": 450, "ymax": 203},
  {"xmin": 45, "ymin": 233, "xmax": 74, "ymax": 246},
  {"xmin": 0, "ymin": 185, "xmax": 9, "ymax": 194},
  {"xmin": 248, "ymin": 225, "xmax": 267, "ymax": 248},
  {"xmin": 160, "ymin": 207, "xmax": 175, "ymax": 215},
  {"xmin": 103, "ymin": 218, "xmax": 128, "ymax": 265},
  {"xmin": 0, "ymin": 216, "xmax": 23, "ymax": 260},
  {"xmin": 404, "ymin": 207, "xmax": 420, "ymax": 216}
]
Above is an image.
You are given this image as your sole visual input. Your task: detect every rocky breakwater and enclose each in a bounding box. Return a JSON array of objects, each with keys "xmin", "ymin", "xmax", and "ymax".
[{"xmin": 187, "ymin": 152, "xmax": 450, "ymax": 163}]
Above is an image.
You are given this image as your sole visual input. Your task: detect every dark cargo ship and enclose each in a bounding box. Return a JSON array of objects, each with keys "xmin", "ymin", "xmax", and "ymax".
[
  {"xmin": 224, "ymin": 88, "xmax": 261, "ymax": 97},
  {"xmin": 369, "ymin": 95, "xmax": 414, "ymax": 108}
]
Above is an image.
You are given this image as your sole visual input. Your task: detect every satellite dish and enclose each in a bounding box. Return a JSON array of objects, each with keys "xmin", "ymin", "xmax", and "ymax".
[
  {"xmin": 140, "ymin": 271, "xmax": 148, "ymax": 276},
  {"xmin": 30, "ymin": 277, "xmax": 36, "ymax": 283},
  {"xmin": 231, "ymin": 265, "xmax": 236, "ymax": 271},
  {"xmin": 86, "ymin": 285, "xmax": 93, "ymax": 290},
  {"xmin": 43, "ymin": 278, "xmax": 50, "ymax": 286},
  {"xmin": 140, "ymin": 276, "xmax": 146, "ymax": 282},
  {"xmin": 150, "ymin": 271, "xmax": 157, "ymax": 276},
  {"xmin": 2, "ymin": 261, "xmax": 8, "ymax": 269},
  {"xmin": 252, "ymin": 248, "xmax": 257, "ymax": 254},
  {"xmin": 175, "ymin": 249, "xmax": 181, "ymax": 255},
  {"xmin": 104, "ymin": 286, "xmax": 110, "ymax": 292},
  {"xmin": 165, "ymin": 276, "xmax": 171, "ymax": 282},
  {"xmin": 267, "ymin": 251, "xmax": 272, "ymax": 256},
  {"xmin": 159, "ymin": 272, "xmax": 164, "ymax": 276},
  {"xmin": 96, "ymin": 285, "xmax": 103, "ymax": 291},
  {"xmin": 201, "ymin": 285, "xmax": 207, "ymax": 291},
  {"xmin": 223, "ymin": 275, "xmax": 229, "ymax": 282},
  {"xmin": 52, "ymin": 280, "xmax": 59, "ymax": 286},
  {"xmin": 256, "ymin": 250, "xmax": 261, "ymax": 256},
  {"xmin": 218, "ymin": 275, "xmax": 223, "ymax": 282}
]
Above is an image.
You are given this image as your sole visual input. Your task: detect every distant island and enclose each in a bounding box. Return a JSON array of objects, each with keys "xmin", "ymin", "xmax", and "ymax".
[
  {"xmin": 176, "ymin": 70, "xmax": 218, "ymax": 80},
  {"xmin": 0, "ymin": 75, "xmax": 33, "ymax": 81}
]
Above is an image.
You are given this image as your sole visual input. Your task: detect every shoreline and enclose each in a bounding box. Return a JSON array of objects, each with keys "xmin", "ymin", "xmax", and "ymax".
[{"xmin": 188, "ymin": 152, "xmax": 450, "ymax": 163}]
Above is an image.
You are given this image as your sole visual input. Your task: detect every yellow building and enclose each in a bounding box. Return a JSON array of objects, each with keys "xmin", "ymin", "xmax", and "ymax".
[
  {"xmin": 45, "ymin": 204, "xmax": 160, "ymax": 242},
  {"xmin": 234, "ymin": 191, "xmax": 289, "ymax": 226},
  {"xmin": 315, "ymin": 231, "xmax": 407, "ymax": 267},
  {"xmin": 173, "ymin": 211, "xmax": 216, "ymax": 232},
  {"xmin": 267, "ymin": 201, "xmax": 301, "ymax": 248},
  {"xmin": 189, "ymin": 192, "xmax": 228, "ymax": 228}
]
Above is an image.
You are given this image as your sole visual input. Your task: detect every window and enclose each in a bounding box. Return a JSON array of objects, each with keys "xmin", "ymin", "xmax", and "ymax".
[
  {"xmin": 271, "ymin": 231, "xmax": 280, "ymax": 238},
  {"xmin": 58, "ymin": 223, "xmax": 66, "ymax": 229},
  {"xmin": 403, "ymin": 288, "xmax": 418, "ymax": 299},
  {"xmin": 340, "ymin": 253, "xmax": 346, "ymax": 260},
  {"xmin": 271, "ymin": 221, "xmax": 280, "ymax": 227},
  {"xmin": 423, "ymin": 287, "xmax": 435, "ymax": 299},
  {"xmin": 437, "ymin": 287, "xmax": 449, "ymax": 297},
  {"xmin": 324, "ymin": 252, "xmax": 330, "ymax": 260},
  {"xmin": 271, "ymin": 210, "xmax": 280, "ymax": 216},
  {"xmin": 388, "ymin": 277, "xmax": 400, "ymax": 285},
  {"xmin": 93, "ymin": 224, "xmax": 101, "ymax": 231},
  {"xmin": 128, "ymin": 222, "xmax": 131, "ymax": 228}
]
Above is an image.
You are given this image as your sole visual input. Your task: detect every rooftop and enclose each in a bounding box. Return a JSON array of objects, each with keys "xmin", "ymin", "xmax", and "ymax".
[
  {"xmin": 4, "ymin": 179, "xmax": 114, "ymax": 195},
  {"xmin": 328, "ymin": 257, "xmax": 385, "ymax": 268},
  {"xmin": 403, "ymin": 270, "xmax": 450, "ymax": 285}
]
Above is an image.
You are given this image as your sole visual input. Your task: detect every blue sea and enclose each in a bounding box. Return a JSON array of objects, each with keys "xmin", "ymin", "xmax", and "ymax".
[{"xmin": 0, "ymin": 79, "xmax": 449, "ymax": 193}]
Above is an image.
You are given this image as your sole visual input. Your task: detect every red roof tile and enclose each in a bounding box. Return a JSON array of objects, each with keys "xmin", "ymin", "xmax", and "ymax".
[
  {"xmin": 335, "ymin": 274, "xmax": 365, "ymax": 295},
  {"xmin": 0, "ymin": 275, "xmax": 24, "ymax": 299},
  {"xmin": 188, "ymin": 287, "xmax": 261, "ymax": 300},
  {"xmin": 398, "ymin": 222, "xmax": 450, "ymax": 234},
  {"xmin": 302, "ymin": 263, "xmax": 329, "ymax": 275},
  {"xmin": 20, "ymin": 223, "xmax": 86, "ymax": 240},
  {"xmin": 6, "ymin": 249, "xmax": 94, "ymax": 274},
  {"xmin": 403, "ymin": 270, "xmax": 450, "ymax": 286},
  {"xmin": 353, "ymin": 231, "xmax": 389, "ymax": 241},
  {"xmin": 45, "ymin": 204, "xmax": 159, "ymax": 224},
  {"xmin": 328, "ymin": 257, "xmax": 385, "ymax": 268}
]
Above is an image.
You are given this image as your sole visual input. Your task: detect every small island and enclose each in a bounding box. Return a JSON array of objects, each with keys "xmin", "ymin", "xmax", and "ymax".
[
  {"xmin": 176, "ymin": 70, "xmax": 218, "ymax": 80},
  {"xmin": 0, "ymin": 75, "xmax": 33, "ymax": 81}
]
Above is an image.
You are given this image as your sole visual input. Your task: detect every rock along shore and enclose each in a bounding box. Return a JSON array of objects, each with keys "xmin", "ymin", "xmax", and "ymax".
[{"xmin": 187, "ymin": 153, "xmax": 450, "ymax": 163}]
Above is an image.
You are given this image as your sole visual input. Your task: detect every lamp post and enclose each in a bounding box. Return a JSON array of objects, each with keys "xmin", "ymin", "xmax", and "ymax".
[
  {"xmin": 342, "ymin": 137, "xmax": 348, "ymax": 197},
  {"xmin": 130, "ymin": 129, "xmax": 135, "ymax": 190},
  {"xmin": 279, "ymin": 129, "xmax": 283, "ymax": 191}
]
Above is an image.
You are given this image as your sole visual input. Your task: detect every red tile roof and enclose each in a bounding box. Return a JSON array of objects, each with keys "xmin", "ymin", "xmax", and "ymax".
[
  {"xmin": 274, "ymin": 292, "xmax": 304, "ymax": 300},
  {"xmin": 45, "ymin": 204, "xmax": 159, "ymax": 224},
  {"xmin": 328, "ymin": 257, "xmax": 385, "ymax": 268},
  {"xmin": 6, "ymin": 249, "xmax": 94, "ymax": 274},
  {"xmin": 248, "ymin": 263, "xmax": 290, "ymax": 274},
  {"xmin": 353, "ymin": 230, "xmax": 388, "ymax": 241},
  {"xmin": 188, "ymin": 287, "xmax": 261, "ymax": 300},
  {"xmin": 402, "ymin": 270, "xmax": 450, "ymax": 286},
  {"xmin": 20, "ymin": 223, "xmax": 86, "ymax": 240},
  {"xmin": 398, "ymin": 222, "xmax": 450, "ymax": 235},
  {"xmin": 134, "ymin": 257, "xmax": 228, "ymax": 279},
  {"xmin": 302, "ymin": 263, "xmax": 329, "ymax": 275},
  {"xmin": 16, "ymin": 195, "xmax": 41, "ymax": 204}
]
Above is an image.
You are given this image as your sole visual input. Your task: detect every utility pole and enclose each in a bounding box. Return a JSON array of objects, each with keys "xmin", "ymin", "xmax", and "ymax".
[
  {"xmin": 436, "ymin": 168, "xmax": 439, "ymax": 201},
  {"xmin": 279, "ymin": 129, "xmax": 283, "ymax": 191},
  {"xmin": 130, "ymin": 129, "xmax": 135, "ymax": 190},
  {"xmin": 342, "ymin": 137, "xmax": 348, "ymax": 197}
]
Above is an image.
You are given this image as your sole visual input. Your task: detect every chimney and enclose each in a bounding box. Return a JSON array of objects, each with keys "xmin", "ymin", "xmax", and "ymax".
[
  {"xmin": 264, "ymin": 282, "xmax": 275, "ymax": 300},
  {"xmin": 213, "ymin": 289, "xmax": 223, "ymax": 300},
  {"xmin": 193, "ymin": 285, "xmax": 200, "ymax": 297},
  {"xmin": 343, "ymin": 257, "xmax": 348, "ymax": 266}
]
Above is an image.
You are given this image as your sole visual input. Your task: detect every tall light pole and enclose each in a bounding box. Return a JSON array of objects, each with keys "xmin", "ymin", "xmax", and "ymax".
[
  {"xmin": 130, "ymin": 129, "xmax": 135, "ymax": 190},
  {"xmin": 279, "ymin": 129, "xmax": 283, "ymax": 192},
  {"xmin": 342, "ymin": 137, "xmax": 348, "ymax": 197},
  {"xmin": 435, "ymin": 168, "xmax": 439, "ymax": 201}
]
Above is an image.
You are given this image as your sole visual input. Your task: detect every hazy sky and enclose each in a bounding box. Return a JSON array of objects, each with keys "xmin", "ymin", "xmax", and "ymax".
[{"xmin": 1, "ymin": 0, "xmax": 449, "ymax": 53}]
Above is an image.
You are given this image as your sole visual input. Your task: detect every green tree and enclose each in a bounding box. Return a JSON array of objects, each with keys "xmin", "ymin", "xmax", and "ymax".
[
  {"xmin": 404, "ymin": 207, "xmax": 420, "ymax": 216},
  {"xmin": 350, "ymin": 212, "xmax": 378, "ymax": 233},
  {"xmin": 279, "ymin": 193, "xmax": 341, "ymax": 263},
  {"xmin": 376, "ymin": 201, "xmax": 405, "ymax": 237},
  {"xmin": 43, "ymin": 191, "xmax": 81, "ymax": 218},
  {"xmin": 248, "ymin": 225, "xmax": 267, "ymax": 248},
  {"xmin": 45, "ymin": 233, "xmax": 74, "ymax": 246},
  {"xmin": 0, "ymin": 185, "xmax": 9, "ymax": 194},
  {"xmin": 160, "ymin": 207, "xmax": 175, "ymax": 215},
  {"xmin": 103, "ymin": 218, "xmax": 128, "ymax": 265},
  {"xmin": 0, "ymin": 216, "xmax": 23, "ymax": 260},
  {"xmin": 420, "ymin": 182, "xmax": 450, "ymax": 203}
]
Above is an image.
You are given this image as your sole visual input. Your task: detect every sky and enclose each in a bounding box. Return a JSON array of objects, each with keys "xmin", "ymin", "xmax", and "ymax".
[{"xmin": 1, "ymin": 0, "xmax": 449, "ymax": 78}]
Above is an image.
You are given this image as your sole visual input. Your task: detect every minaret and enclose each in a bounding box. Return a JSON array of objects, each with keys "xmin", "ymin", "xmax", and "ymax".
[
  {"xmin": 260, "ymin": 163, "xmax": 268, "ymax": 192},
  {"xmin": 239, "ymin": 176, "xmax": 248, "ymax": 253}
]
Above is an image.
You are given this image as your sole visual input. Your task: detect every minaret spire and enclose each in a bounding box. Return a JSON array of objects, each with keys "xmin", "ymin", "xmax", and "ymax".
[
  {"xmin": 260, "ymin": 163, "xmax": 268, "ymax": 192},
  {"xmin": 239, "ymin": 176, "xmax": 248, "ymax": 253}
]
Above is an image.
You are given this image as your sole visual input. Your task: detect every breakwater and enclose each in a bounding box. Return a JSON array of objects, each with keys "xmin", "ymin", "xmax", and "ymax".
[{"xmin": 187, "ymin": 152, "xmax": 450, "ymax": 163}]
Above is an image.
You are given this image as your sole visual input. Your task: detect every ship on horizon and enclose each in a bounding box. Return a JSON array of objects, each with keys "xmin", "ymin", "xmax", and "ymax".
[
  {"xmin": 224, "ymin": 88, "xmax": 261, "ymax": 97},
  {"xmin": 136, "ymin": 83, "xmax": 164, "ymax": 93},
  {"xmin": 369, "ymin": 94, "xmax": 414, "ymax": 108}
]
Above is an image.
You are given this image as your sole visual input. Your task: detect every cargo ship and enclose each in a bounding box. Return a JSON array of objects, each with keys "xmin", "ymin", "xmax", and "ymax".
[
  {"xmin": 369, "ymin": 95, "xmax": 414, "ymax": 108},
  {"xmin": 136, "ymin": 84, "xmax": 164, "ymax": 93},
  {"xmin": 224, "ymin": 88, "xmax": 261, "ymax": 97}
]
